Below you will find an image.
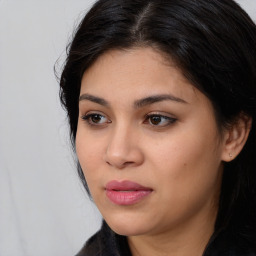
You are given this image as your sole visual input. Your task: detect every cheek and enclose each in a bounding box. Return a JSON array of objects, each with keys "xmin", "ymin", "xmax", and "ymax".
[
  {"xmin": 76, "ymin": 128, "xmax": 105, "ymax": 182},
  {"xmin": 148, "ymin": 134, "xmax": 222, "ymax": 223},
  {"xmin": 148, "ymin": 123, "xmax": 222, "ymax": 194}
]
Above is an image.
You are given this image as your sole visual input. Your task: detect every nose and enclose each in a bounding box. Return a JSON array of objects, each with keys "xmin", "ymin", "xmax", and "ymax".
[{"xmin": 104, "ymin": 125, "xmax": 144, "ymax": 169}]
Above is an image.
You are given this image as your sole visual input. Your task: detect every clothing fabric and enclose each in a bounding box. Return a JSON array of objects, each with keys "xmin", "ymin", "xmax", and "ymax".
[{"xmin": 76, "ymin": 221, "xmax": 256, "ymax": 256}]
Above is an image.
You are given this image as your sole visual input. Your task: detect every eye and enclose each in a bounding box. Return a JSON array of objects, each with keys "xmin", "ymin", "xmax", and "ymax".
[
  {"xmin": 145, "ymin": 114, "xmax": 177, "ymax": 127},
  {"xmin": 81, "ymin": 113, "xmax": 110, "ymax": 126}
]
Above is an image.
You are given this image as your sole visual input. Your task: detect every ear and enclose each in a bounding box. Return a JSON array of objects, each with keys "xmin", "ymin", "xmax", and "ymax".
[{"xmin": 221, "ymin": 113, "xmax": 252, "ymax": 162}]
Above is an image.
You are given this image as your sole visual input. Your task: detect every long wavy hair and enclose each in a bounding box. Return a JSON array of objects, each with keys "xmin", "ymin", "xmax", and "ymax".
[{"xmin": 59, "ymin": 0, "xmax": 256, "ymax": 252}]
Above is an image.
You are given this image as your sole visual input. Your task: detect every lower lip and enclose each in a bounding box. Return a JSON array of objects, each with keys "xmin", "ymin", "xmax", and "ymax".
[{"xmin": 106, "ymin": 190, "xmax": 152, "ymax": 205}]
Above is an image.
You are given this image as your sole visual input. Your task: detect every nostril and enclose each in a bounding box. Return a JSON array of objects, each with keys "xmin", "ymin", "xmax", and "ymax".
[
  {"xmin": 124, "ymin": 161, "xmax": 135, "ymax": 165},
  {"xmin": 105, "ymin": 159, "xmax": 136, "ymax": 169}
]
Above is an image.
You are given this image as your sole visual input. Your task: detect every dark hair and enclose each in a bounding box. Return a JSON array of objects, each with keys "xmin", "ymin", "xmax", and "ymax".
[{"xmin": 59, "ymin": 0, "xmax": 256, "ymax": 251}]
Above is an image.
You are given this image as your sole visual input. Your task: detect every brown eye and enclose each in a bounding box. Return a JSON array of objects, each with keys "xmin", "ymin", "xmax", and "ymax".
[
  {"xmin": 149, "ymin": 116, "xmax": 162, "ymax": 125},
  {"xmin": 82, "ymin": 113, "xmax": 110, "ymax": 126},
  {"xmin": 146, "ymin": 114, "xmax": 177, "ymax": 127},
  {"xmin": 91, "ymin": 114, "xmax": 103, "ymax": 123}
]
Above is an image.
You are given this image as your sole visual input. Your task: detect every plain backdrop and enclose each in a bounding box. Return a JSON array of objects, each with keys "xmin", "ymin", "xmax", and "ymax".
[{"xmin": 0, "ymin": 1, "xmax": 255, "ymax": 255}]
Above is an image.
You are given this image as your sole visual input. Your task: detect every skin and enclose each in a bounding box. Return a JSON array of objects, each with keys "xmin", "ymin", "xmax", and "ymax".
[{"xmin": 76, "ymin": 47, "xmax": 231, "ymax": 256}]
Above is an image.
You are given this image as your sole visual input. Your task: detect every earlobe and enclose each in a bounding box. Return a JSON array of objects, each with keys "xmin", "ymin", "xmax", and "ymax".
[{"xmin": 221, "ymin": 114, "xmax": 252, "ymax": 162}]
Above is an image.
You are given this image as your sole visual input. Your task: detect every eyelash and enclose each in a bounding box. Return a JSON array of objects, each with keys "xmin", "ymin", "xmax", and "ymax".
[{"xmin": 81, "ymin": 113, "xmax": 177, "ymax": 128}]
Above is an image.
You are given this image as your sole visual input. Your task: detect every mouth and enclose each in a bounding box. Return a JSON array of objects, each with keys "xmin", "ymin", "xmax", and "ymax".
[{"xmin": 105, "ymin": 180, "xmax": 153, "ymax": 205}]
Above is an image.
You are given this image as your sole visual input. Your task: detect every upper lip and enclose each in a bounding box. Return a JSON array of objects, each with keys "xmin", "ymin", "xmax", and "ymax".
[{"xmin": 105, "ymin": 180, "xmax": 152, "ymax": 191}]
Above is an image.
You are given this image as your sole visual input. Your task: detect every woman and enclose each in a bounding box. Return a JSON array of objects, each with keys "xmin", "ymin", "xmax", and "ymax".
[{"xmin": 59, "ymin": 0, "xmax": 256, "ymax": 255}]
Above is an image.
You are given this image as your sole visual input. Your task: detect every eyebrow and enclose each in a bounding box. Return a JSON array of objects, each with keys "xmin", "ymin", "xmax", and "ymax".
[
  {"xmin": 79, "ymin": 93, "xmax": 187, "ymax": 108},
  {"xmin": 134, "ymin": 94, "xmax": 187, "ymax": 108},
  {"xmin": 79, "ymin": 94, "xmax": 109, "ymax": 107}
]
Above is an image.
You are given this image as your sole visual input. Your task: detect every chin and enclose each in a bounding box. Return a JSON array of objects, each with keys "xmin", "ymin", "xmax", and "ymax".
[
  {"xmin": 110, "ymin": 225, "xmax": 148, "ymax": 237},
  {"xmin": 104, "ymin": 216, "xmax": 150, "ymax": 237}
]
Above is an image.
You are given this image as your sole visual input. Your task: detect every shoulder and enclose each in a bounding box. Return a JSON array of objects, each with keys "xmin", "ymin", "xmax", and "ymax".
[{"xmin": 75, "ymin": 221, "xmax": 131, "ymax": 256}]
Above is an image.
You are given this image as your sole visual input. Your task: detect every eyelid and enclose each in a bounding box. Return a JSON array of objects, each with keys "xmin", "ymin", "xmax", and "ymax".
[
  {"xmin": 145, "ymin": 111, "xmax": 177, "ymax": 119},
  {"xmin": 81, "ymin": 110, "xmax": 109, "ymax": 119}
]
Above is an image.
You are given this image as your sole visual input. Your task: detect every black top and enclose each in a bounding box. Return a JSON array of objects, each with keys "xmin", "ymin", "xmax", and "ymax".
[{"xmin": 76, "ymin": 221, "xmax": 256, "ymax": 256}]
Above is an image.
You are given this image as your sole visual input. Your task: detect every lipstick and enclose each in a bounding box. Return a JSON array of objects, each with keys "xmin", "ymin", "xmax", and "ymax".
[{"xmin": 105, "ymin": 180, "xmax": 152, "ymax": 205}]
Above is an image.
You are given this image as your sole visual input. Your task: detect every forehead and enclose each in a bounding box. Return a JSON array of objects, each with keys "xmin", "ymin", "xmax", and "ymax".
[{"xmin": 80, "ymin": 47, "xmax": 199, "ymax": 105}]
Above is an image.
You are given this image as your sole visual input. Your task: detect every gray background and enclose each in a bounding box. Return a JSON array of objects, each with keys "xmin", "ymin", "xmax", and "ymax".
[{"xmin": 0, "ymin": 1, "xmax": 255, "ymax": 255}]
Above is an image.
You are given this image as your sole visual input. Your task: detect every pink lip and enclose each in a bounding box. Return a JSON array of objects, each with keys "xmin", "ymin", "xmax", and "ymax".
[{"xmin": 105, "ymin": 180, "xmax": 153, "ymax": 205}]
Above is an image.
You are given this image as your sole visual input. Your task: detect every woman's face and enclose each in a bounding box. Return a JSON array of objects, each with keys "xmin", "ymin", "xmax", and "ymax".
[{"xmin": 76, "ymin": 47, "xmax": 226, "ymax": 237}]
